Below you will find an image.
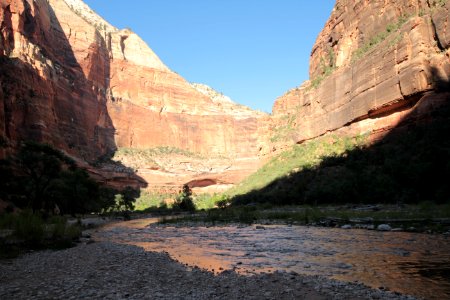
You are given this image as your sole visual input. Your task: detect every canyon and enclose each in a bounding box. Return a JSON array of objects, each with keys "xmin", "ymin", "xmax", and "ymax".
[
  {"xmin": 272, "ymin": 0, "xmax": 450, "ymax": 148},
  {"xmin": 1, "ymin": 0, "xmax": 449, "ymax": 194}
]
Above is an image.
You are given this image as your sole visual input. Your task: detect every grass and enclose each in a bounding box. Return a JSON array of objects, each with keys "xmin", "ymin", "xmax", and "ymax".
[
  {"xmin": 351, "ymin": 3, "xmax": 448, "ymax": 63},
  {"xmin": 134, "ymin": 191, "xmax": 173, "ymax": 211},
  {"xmin": 112, "ymin": 146, "xmax": 203, "ymax": 170},
  {"xmin": 227, "ymin": 134, "xmax": 367, "ymax": 198},
  {"xmin": 0, "ymin": 211, "xmax": 82, "ymax": 258},
  {"xmin": 194, "ymin": 194, "xmax": 228, "ymax": 210},
  {"xmin": 153, "ymin": 202, "xmax": 450, "ymax": 232},
  {"xmin": 308, "ymin": 49, "xmax": 337, "ymax": 90},
  {"xmin": 232, "ymin": 99, "xmax": 450, "ymax": 207},
  {"xmin": 306, "ymin": 6, "xmax": 445, "ymax": 90},
  {"xmin": 155, "ymin": 203, "xmax": 450, "ymax": 232},
  {"xmin": 270, "ymin": 114, "xmax": 297, "ymax": 142},
  {"xmin": 134, "ymin": 191, "xmax": 229, "ymax": 213},
  {"xmin": 351, "ymin": 14, "xmax": 411, "ymax": 63}
]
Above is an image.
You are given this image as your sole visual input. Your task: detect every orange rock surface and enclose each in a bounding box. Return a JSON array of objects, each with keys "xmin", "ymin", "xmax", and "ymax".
[
  {"xmin": 0, "ymin": 0, "xmax": 266, "ymax": 190},
  {"xmin": 1, "ymin": 0, "xmax": 449, "ymax": 192},
  {"xmin": 272, "ymin": 0, "xmax": 450, "ymax": 146}
]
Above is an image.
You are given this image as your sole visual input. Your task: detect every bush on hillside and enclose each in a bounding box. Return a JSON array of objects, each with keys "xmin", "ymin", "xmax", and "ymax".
[
  {"xmin": 231, "ymin": 102, "xmax": 450, "ymax": 206},
  {"xmin": 173, "ymin": 184, "xmax": 196, "ymax": 211},
  {"xmin": 0, "ymin": 142, "xmax": 124, "ymax": 215}
]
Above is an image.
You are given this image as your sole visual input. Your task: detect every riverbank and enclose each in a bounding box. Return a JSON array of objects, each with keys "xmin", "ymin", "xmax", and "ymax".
[
  {"xmin": 152, "ymin": 204, "xmax": 450, "ymax": 235},
  {"xmin": 0, "ymin": 240, "xmax": 415, "ymax": 300}
]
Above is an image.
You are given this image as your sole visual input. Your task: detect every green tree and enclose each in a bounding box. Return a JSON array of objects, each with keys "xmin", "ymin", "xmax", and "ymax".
[
  {"xmin": 107, "ymin": 186, "xmax": 139, "ymax": 220},
  {"xmin": 98, "ymin": 187, "xmax": 119, "ymax": 213},
  {"xmin": 17, "ymin": 142, "xmax": 76, "ymax": 212},
  {"xmin": 121, "ymin": 186, "xmax": 139, "ymax": 211},
  {"xmin": 173, "ymin": 184, "xmax": 196, "ymax": 211},
  {"xmin": 50, "ymin": 169, "xmax": 100, "ymax": 215},
  {"xmin": 13, "ymin": 142, "xmax": 110, "ymax": 215}
]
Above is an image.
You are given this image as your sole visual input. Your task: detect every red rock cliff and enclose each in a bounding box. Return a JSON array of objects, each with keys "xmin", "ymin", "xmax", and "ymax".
[
  {"xmin": 0, "ymin": 0, "xmax": 116, "ymax": 161},
  {"xmin": 0, "ymin": 0, "xmax": 266, "ymax": 189},
  {"xmin": 272, "ymin": 0, "xmax": 450, "ymax": 146}
]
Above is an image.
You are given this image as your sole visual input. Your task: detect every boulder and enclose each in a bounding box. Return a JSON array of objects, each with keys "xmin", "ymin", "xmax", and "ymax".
[{"xmin": 377, "ymin": 224, "xmax": 392, "ymax": 231}]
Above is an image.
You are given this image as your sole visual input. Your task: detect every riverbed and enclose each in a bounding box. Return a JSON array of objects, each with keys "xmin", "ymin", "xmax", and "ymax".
[{"xmin": 96, "ymin": 218, "xmax": 450, "ymax": 300}]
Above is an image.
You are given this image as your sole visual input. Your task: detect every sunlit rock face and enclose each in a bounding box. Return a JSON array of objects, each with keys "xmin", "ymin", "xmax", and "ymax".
[
  {"xmin": 0, "ymin": 0, "xmax": 266, "ymax": 189},
  {"xmin": 271, "ymin": 0, "xmax": 450, "ymax": 150},
  {"xmin": 1, "ymin": 0, "xmax": 449, "ymax": 191}
]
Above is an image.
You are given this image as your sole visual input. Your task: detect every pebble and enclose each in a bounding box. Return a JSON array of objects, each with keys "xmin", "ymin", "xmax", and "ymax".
[{"xmin": 0, "ymin": 241, "xmax": 416, "ymax": 300}]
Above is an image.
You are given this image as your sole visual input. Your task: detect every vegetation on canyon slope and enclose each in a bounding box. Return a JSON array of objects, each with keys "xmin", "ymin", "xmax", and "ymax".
[
  {"xmin": 134, "ymin": 101, "xmax": 450, "ymax": 221},
  {"xmin": 0, "ymin": 142, "xmax": 139, "ymax": 216},
  {"xmin": 112, "ymin": 146, "xmax": 203, "ymax": 170},
  {"xmin": 0, "ymin": 142, "xmax": 141, "ymax": 256},
  {"xmin": 229, "ymin": 134, "xmax": 367, "ymax": 199},
  {"xmin": 309, "ymin": 3, "xmax": 447, "ymax": 90},
  {"xmin": 229, "ymin": 103, "xmax": 450, "ymax": 207}
]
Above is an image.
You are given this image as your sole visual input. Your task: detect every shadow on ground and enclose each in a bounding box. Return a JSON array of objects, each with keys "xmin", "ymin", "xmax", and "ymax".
[{"xmin": 233, "ymin": 69, "xmax": 450, "ymax": 206}]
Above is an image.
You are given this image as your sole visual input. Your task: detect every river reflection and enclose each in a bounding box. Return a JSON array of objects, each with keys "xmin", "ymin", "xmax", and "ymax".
[{"xmin": 96, "ymin": 218, "xmax": 450, "ymax": 299}]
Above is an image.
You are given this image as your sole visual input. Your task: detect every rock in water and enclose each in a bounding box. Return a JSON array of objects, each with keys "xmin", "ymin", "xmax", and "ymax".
[{"xmin": 377, "ymin": 224, "xmax": 392, "ymax": 231}]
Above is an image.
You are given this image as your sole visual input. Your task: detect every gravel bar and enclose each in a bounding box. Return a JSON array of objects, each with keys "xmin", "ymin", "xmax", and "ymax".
[{"xmin": 0, "ymin": 240, "xmax": 417, "ymax": 299}]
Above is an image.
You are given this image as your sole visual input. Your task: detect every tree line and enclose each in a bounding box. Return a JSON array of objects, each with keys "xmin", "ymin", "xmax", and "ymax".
[{"xmin": 0, "ymin": 141, "xmax": 139, "ymax": 216}]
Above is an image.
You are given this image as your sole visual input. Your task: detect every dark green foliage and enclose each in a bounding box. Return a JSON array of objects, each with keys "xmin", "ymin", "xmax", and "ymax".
[
  {"xmin": 1, "ymin": 142, "xmax": 117, "ymax": 215},
  {"xmin": 106, "ymin": 186, "xmax": 139, "ymax": 219},
  {"xmin": 173, "ymin": 184, "xmax": 196, "ymax": 211},
  {"xmin": 0, "ymin": 158, "xmax": 14, "ymax": 202},
  {"xmin": 231, "ymin": 98, "xmax": 450, "ymax": 207},
  {"xmin": 49, "ymin": 169, "xmax": 101, "ymax": 215},
  {"xmin": 121, "ymin": 186, "xmax": 139, "ymax": 211},
  {"xmin": 215, "ymin": 195, "xmax": 232, "ymax": 209},
  {"xmin": 0, "ymin": 211, "xmax": 82, "ymax": 249},
  {"xmin": 117, "ymin": 186, "xmax": 139, "ymax": 212},
  {"xmin": 98, "ymin": 187, "xmax": 119, "ymax": 213},
  {"xmin": 12, "ymin": 210, "xmax": 45, "ymax": 246},
  {"xmin": 16, "ymin": 142, "xmax": 76, "ymax": 212}
]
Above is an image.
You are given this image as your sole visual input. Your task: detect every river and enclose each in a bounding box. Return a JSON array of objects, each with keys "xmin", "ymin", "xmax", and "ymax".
[{"xmin": 95, "ymin": 218, "xmax": 450, "ymax": 299}]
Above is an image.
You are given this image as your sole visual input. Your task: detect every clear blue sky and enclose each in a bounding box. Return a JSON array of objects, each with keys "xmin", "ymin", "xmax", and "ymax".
[{"xmin": 83, "ymin": 0, "xmax": 335, "ymax": 113}]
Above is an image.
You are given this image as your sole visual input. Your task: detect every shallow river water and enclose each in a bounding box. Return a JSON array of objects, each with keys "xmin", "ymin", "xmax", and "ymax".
[{"xmin": 96, "ymin": 218, "xmax": 450, "ymax": 299}]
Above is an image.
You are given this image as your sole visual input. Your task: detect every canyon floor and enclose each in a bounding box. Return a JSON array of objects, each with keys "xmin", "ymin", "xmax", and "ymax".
[{"xmin": 0, "ymin": 232, "xmax": 416, "ymax": 300}]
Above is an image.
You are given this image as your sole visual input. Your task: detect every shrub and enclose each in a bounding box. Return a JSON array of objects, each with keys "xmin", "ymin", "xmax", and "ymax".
[
  {"xmin": 6, "ymin": 142, "xmax": 110, "ymax": 215},
  {"xmin": 173, "ymin": 184, "xmax": 196, "ymax": 211},
  {"xmin": 215, "ymin": 195, "xmax": 232, "ymax": 209},
  {"xmin": 13, "ymin": 211, "xmax": 45, "ymax": 246},
  {"xmin": 228, "ymin": 103, "xmax": 450, "ymax": 207}
]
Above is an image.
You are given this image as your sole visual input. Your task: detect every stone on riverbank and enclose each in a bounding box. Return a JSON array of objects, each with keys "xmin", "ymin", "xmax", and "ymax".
[
  {"xmin": 377, "ymin": 224, "xmax": 392, "ymax": 231},
  {"xmin": 0, "ymin": 241, "xmax": 414, "ymax": 299}
]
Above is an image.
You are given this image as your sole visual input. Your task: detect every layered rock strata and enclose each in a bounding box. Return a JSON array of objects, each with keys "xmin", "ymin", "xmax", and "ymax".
[
  {"xmin": 272, "ymin": 0, "xmax": 450, "ymax": 147},
  {"xmin": 0, "ymin": 0, "xmax": 266, "ymax": 190},
  {"xmin": 2, "ymin": 0, "xmax": 449, "ymax": 192}
]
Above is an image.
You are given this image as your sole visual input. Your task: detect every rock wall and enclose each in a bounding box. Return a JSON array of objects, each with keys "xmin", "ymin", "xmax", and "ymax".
[
  {"xmin": 272, "ymin": 0, "xmax": 450, "ymax": 146},
  {"xmin": 0, "ymin": 0, "xmax": 115, "ymax": 161},
  {"xmin": 2, "ymin": 0, "xmax": 449, "ymax": 191},
  {"xmin": 0, "ymin": 0, "xmax": 266, "ymax": 189}
]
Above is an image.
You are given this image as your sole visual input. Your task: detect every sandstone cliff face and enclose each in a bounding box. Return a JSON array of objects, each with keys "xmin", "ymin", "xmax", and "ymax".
[
  {"xmin": 2, "ymin": 0, "xmax": 448, "ymax": 192},
  {"xmin": 0, "ymin": 0, "xmax": 265, "ymax": 189},
  {"xmin": 272, "ymin": 0, "xmax": 450, "ymax": 146},
  {"xmin": 0, "ymin": 0, "xmax": 118, "ymax": 161}
]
